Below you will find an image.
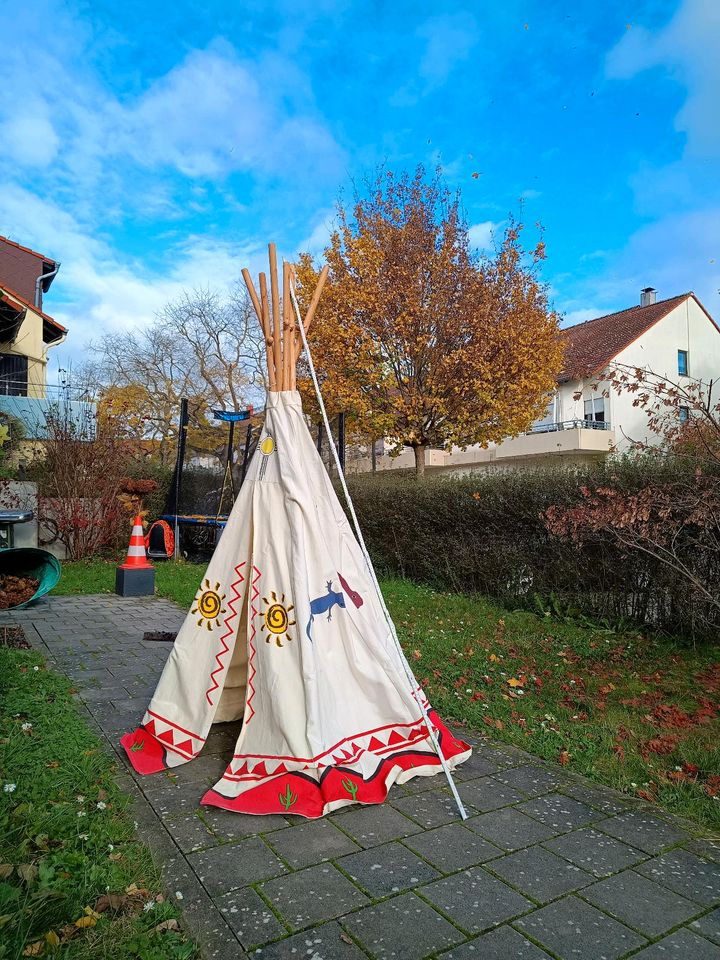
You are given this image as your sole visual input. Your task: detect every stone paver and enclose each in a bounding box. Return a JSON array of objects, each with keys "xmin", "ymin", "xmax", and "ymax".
[
  {"xmin": 629, "ymin": 928, "xmax": 720, "ymax": 958},
  {"xmin": 488, "ymin": 844, "xmax": 594, "ymax": 903},
  {"xmin": 421, "ymin": 866, "xmax": 532, "ymax": 932},
  {"xmin": 580, "ymin": 869, "xmax": 703, "ymax": 937},
  {"xmin": 338, "ymin": 841, "xmax": 439, "ymax": 897},
  {"xmin": 439, "ymin": 924, "xmax": 552, "ymax": 958},
  {"xmin": 636, "ymin": 848, "xmax": 720, "ymax": 906},
  {"xmin": 598, "ymin": 809, "xmax": 689, "ymax": 854},
  {"xmin": 692, "ymin": 907, "xmax": 720, "ymax": 945},
  {"xmin": 215, "ymin": 886, "xmax": 287, "ymax": 948},
  {"xmin": 544, "ymin": 826, "xmax": 647, "ymax": 877},
  {"xmin": 342, "ymin": 892, "xmax": 464, "ymax": 960},
  {"xmin": 514, "ymin": 896, "xmax": 647, "ymax": 959},
  {"xmin": 330, "ymin": 802, "xmax": 422, "ymax": 847},
  {"xmin": 253, "ymin": 922, "xmax": 369, "ymax": 959},
  {"xmin": 259, "ymin": 863, "xmax": 368, "ymax": 929},
  {"xmin": 189, "ymin": 837, "xmax": 287, "ymax": 894},
  {"xmin": 403, "ymin": 822, "xmax": 501, "ymax": 872},
  {"xmin": 492, "ymin": 763, "xmax": 565, "ymax": 798},
  {"xmin": 3, "ymin": 593, "xmax": 718, "ymax": 960},
  {"xmin": 466, "ymin": 806, "xmax": 558, "ymax": 851},
  {"xmin": 266, "ymin": 818, "xmax": 360, "ymax": 868},
  {"xmin": 518, "ymin": 793, "xmax": 603, "ymax": 832}
]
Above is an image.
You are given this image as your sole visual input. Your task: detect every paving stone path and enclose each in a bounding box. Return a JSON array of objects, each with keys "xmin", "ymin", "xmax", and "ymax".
[{"xmin": 3, "ymin": 594, "xmax": 720, "ymax": 960}]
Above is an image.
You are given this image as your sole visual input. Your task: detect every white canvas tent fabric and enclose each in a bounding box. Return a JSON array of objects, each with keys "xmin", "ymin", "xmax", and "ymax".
[
  {"xmin": 122, "ymin": 244, "xmax": 470, "ymax": 818},
  {"xmin": 121, "ymin": 391, "xmax": 471, "ymax": 817}
]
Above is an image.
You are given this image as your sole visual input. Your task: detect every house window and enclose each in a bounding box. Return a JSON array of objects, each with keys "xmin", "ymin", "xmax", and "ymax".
[
  {"xmin": 584, "ymin": 397, "xmax": 605, "ymax": 423},
  {"xmin": 678, "ymin": 349, "xmax": 688, "ymax": 376},
  {"xmin": 679, "ymin": 406, "xmax": 689, "ymax": 423},
  {"xmin": 0, "ymin": 354, "xmax": 28, "ymax": 396}
]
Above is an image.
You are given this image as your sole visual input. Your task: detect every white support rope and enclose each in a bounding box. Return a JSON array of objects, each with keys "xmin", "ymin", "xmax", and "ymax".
[{"xmin": 288, "ymin": 283, "xmax": 468, "ymax": 820}]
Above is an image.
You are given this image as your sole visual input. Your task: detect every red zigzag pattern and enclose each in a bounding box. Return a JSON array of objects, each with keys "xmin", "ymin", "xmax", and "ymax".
[
  {"xmin": 245, "ymin": 565, "xmax": 261, "ymax": 723},
  {"xmin": 205, "ymin": 562, "xmax": 247, "ymax": 706}
]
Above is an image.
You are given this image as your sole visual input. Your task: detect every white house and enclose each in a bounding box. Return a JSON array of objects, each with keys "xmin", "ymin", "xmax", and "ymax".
[{"xmin": 346, "ymin": 289, "xmax": 720, "ymax": 475}]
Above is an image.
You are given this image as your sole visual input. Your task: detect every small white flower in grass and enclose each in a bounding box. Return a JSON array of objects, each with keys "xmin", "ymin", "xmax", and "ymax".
[
  {"xmin": 4, "ymin": 783, "xmax": 17, "ymax": 793},
  {"xmin": 96, "ymin": 801, "xmax": 107, "ymax": 810},
  {"xmin": 76, "ymin": 795, "xmax": 85, "ymax": 803},
  {"xmin": 107, "ymin": 844, "xmax": 114, "ymax": 851},
  {"xmin": 33, "ymin": 666, "xmax": 39, "ymax": 671},
  {"xmin": 143, "ymin": 901, "xmax": 155, "ymax": 912},
  {"xmin": 79, "ymin": 833, "xmax": 89, "ymax": 840},
  {"xmin": 21, "ymin": 722, "xmax": 32, "ymax": 731},
  {"xmin": 77, "ymin": 811, "xmax": 87, "ymax": 817},
  {"xmin": 175, "ymin": 892, "xmax": 183, "ymax": 900}
]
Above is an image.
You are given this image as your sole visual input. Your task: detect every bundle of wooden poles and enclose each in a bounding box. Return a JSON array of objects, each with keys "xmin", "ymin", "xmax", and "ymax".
[{"xmin": 242, "ymin": 243, "xmax": 329, "ymax": 392}]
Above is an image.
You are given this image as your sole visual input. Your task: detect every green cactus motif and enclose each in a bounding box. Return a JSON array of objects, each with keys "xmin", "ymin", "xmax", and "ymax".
[
  {"xmin": 341, "ymin": 778, "xmax": 358, "ymax": 800},
  {"xmin": 278, "ymin": 783, "xmax": 298, "ymax": 810},
  {"xmin": 130, "ymin": 739, "xmax": 145, "ymax": 752}
]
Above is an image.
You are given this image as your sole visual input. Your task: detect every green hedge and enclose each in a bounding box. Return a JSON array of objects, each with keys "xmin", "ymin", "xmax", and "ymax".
[{"xmin": 344, "ymin": 458, "xmax": 719, "ymax": 641}]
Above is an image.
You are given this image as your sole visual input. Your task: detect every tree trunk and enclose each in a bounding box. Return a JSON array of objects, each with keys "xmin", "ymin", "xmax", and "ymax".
[
  {"xmin": 371, "ymin": 439, "xmax": 377, "ymax": 473},
  {"xmin": 413, "ymin": 444, "xmax": 427, "ymax": 477}
]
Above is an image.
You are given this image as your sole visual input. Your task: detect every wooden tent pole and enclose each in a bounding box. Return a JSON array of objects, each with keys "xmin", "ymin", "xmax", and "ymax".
[
  {"xmin": 241, "ymin": 268, "xmax": 262, "ymax": 324},
  {"xmin": 282, "ymin": 260, "xmax": 294, "ymax": 392},
  {"xmin": 293, "ymin": 264, "xmax": 330, "ymax": 363},
  {"xmin": 259, "ymin": 272, "xmax": 276, "ymax": 392},
  {"xmin": 268, "ymin": 244, "xmax": 283, "ymax": 389}
]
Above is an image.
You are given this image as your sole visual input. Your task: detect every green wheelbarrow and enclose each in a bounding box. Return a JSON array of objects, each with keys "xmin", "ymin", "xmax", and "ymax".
[{"xmin": 0, "ymin": 548, "xmax": 62, "ymax": 609}]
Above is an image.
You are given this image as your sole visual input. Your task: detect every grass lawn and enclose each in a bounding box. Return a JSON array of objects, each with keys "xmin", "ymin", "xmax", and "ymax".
[
  {"xmin": 55, "ymin": 560, "xmax": 719, "ymax": 832},
  {"xmin": 0, "ymin": 646, "xmax": 197, "ymax": 960}
]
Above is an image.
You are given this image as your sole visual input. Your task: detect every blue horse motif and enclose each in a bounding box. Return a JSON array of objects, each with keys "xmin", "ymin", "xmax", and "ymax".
[{"xmin": 306, "ymin": 580, "xmax": 346, "ymax": 641}]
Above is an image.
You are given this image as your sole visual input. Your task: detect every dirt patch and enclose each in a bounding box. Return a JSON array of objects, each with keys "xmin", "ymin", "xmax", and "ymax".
[
  {"xmin": 0, "ymin": 625, "xmax": 31, "ymax": 649},
  {"xmin": 0, "ymin": 575, "xmax": 39, "ymax": 610}
]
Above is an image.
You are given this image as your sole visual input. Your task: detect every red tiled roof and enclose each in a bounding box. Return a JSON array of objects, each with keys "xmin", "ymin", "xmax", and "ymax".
[
  {"xmin": 558, "ymin": 293, "xmax": 714, "ymax": 382},
  {"xmin": 0, "ymin": 234, "xmax": 56, "ymax": 266},
  {"xmin": 0, "ymin": 283, "xmax": 67, "ymax": 341}
]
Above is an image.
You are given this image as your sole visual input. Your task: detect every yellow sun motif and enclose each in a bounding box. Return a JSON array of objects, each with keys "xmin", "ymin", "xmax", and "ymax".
[
  {"xmin": 260, "ymin": 436, "xmax": 275, "ymax": 455},
  {"xmin": 192, "ymin": 579, "xmax": 227, "ymax": 630},
  {"xmin": 260, "ymin": 591, "xmax": 296, "ymax": 647}
]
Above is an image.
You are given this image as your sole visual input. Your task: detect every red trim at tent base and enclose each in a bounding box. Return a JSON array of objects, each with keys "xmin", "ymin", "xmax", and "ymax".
[
  {"xmin": 120, "ymin": 726, "xmax": 169, "ymax": 775},
  {"xmin": 202, "ymin": 712, "xmax": 470, "ymax": 819}
]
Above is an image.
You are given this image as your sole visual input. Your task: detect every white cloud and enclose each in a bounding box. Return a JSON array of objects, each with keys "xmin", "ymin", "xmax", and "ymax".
[
  {"xmin": 0, "ymin": 101, "xmax": 59, "ymax": 168},
  {"xmin": 468, "ymin": 220, "xmax": 496, "ymax": 250},
  {"xmin": 298, "ymin": 209, "xmax": 336, "ymax": 257},
  {"xmin": 607, "ymin": 0, "xmax": 720, "ymax": 157}
]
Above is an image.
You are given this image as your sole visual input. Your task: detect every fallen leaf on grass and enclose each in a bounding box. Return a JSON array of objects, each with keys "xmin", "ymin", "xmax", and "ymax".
[
  {"xmin": 507, "ymin": 677, "xmax": 526, "ymax": 688},
  {"xmin": 152, "ymin": 919, "xmax": 180, "ymax": 934},
  {"xmin": 558, "ymin": 749, "xmax": 571, "ymax": 766},
  {"xmin": 0, "ymin": 864, "xmax": 13, "ymax": 879},
  {"xmin": 44, "ymin": 931, "xmax": 60, "ymax": 949},
  {"xmin": 22, "ymin": 941, "xmax": 44, "ymax": 956},
  {"xmin": 17, "ymin": 864, "xmax": 38, "ymax": 885},
  {"xmin": 74, "ymin": 917, "xmax": 96, "ymax": 929},
  {"xmin": 641, "ymin": 735, "xmax": 679, "ymax": 758},
  {"xmin": 636, "ymin": 787, "xmax": 657, "ymax": 803}
]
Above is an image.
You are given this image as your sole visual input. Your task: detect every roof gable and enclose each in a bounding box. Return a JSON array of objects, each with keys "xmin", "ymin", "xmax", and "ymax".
[
  {"xmin": 558, "ymin": 293, "xmax": 716, "ymax": 382},
  {"xmin": 0, "ymin": 283, "xmax": 67, "ymax": 343}
]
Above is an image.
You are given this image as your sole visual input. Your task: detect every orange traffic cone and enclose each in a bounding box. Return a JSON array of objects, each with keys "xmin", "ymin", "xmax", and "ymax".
[
  {"xmin": 116, "ymin": 517, "xmax": 156, "ymax": 596},
  {"xmin": 119, "ymin": 516, "xmax": 153, "ymax": 570}
]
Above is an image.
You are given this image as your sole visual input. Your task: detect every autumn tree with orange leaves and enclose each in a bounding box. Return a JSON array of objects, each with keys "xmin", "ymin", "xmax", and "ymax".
[{"xmin": 295, "ymin": 167, "xmax": 563, "ymax": 475}]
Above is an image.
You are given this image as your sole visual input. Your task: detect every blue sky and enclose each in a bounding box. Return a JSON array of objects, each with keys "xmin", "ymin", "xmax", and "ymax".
[{"xmin": 0, "ymin": 0, "xmax": 718, "ymax": 376}]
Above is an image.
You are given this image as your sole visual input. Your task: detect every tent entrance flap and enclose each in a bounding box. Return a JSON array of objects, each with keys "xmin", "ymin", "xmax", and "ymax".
[{"xmin": 214, "ymin": 585, "xmax": 250, "ymax": 724}]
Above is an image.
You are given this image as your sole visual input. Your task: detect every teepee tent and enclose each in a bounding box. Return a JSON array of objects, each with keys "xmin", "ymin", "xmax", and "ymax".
[{"xmin": 121, "ymin": 244, "xmax": 471, "ymax": 818}]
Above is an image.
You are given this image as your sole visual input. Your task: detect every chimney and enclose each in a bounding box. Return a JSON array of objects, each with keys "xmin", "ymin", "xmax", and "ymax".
[{"xmin": 640, "ymin": 287, "xmax": 657, "ymax": 307}]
